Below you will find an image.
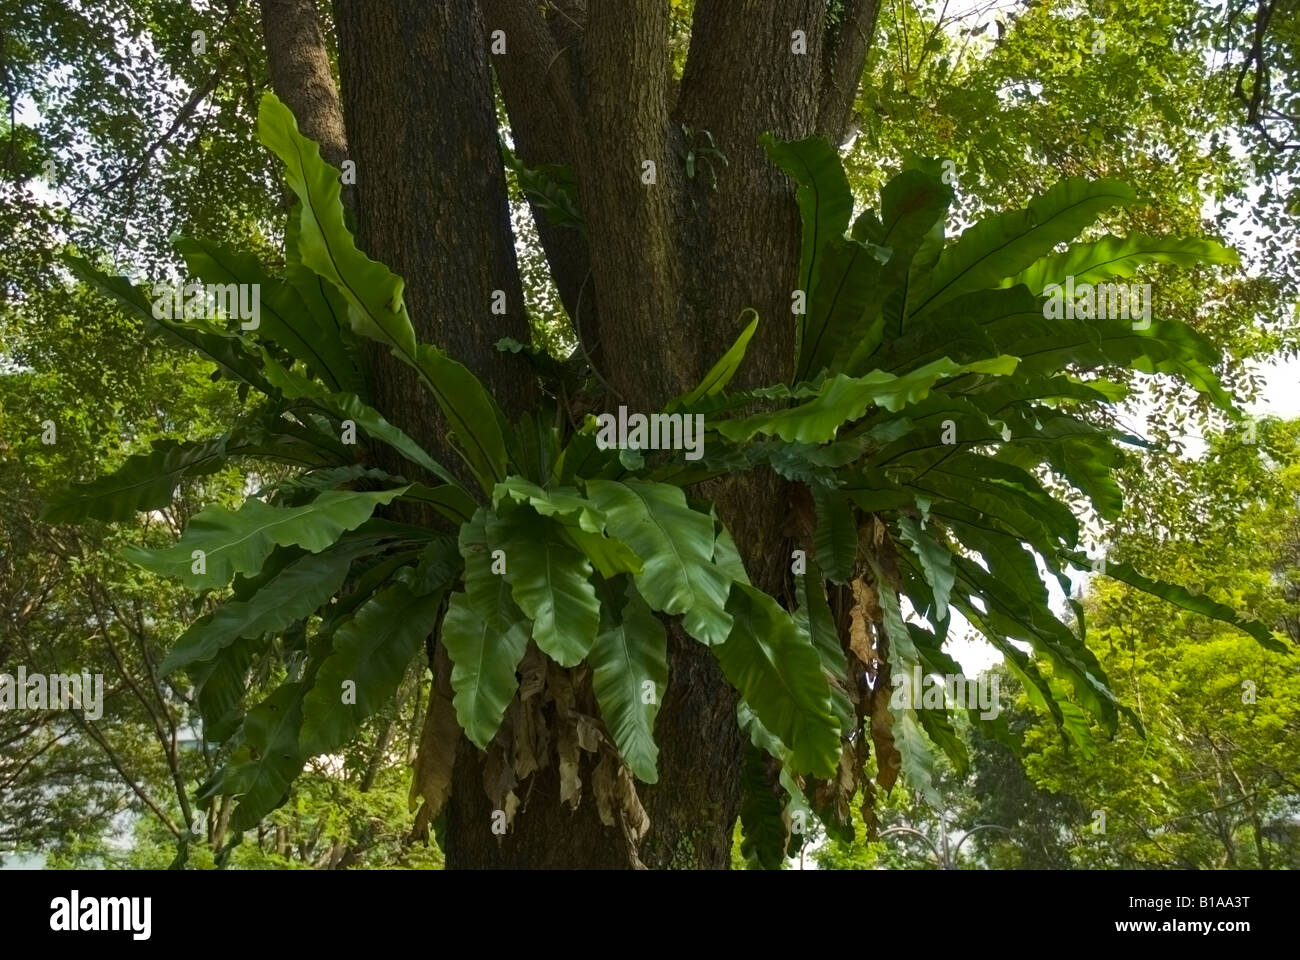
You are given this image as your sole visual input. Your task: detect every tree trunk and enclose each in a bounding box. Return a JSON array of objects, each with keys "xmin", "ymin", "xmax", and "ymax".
[
  {"xmin": 263, "ymin": 0, "xmax": 879, "ymax": 869},
  {"xmin": 333, "ymin": 0, "xmax": 534, "ymax": 446},
  {"xmin": 258, "ymin": 0, "xmax": 349, "ymax": 170}
]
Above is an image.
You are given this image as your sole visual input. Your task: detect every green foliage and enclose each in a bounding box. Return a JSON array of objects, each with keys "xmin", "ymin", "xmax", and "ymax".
[
  {"xmin": 820, "ymin": 420, "xmax": 1300, "ymax": 871},
  {"xmin": 126, "ymin": 488, "xmax": 411, "ymax": 589},
  {"xmin": 759, "ymin": 134, "xmax": 854, "ymax": 299},
  {"xmin": 847, "ymin": 0, "xmax": 1300, "ymax": 464},
  {"xmin": 586, "ymin": 478, "xmax": 734, "ymax": 645},
  {"xmin": 670, "ymin": 310, "xmax": 760, "ymax": 410},
  {"xmin": 441, "ymin": 591, "xmax": 530, "ymax": 750},
  {"xmin": 716, "ymin": 356, "xmax": 1019, "ymax": 443},
  {"xmin": 46, "ymin": 97, "xmax": 1278, "ymax": 858},
  {"xmin": 1003, "ymin": 234, "xmax": 1241, "ymax": 295},
  {"xmin": 717, "ymin": 583, "xmax": 841, "ymax": 778},
  {"xmin": 162, "ymin": 537, "xmax": 382, "ymax": 675},
  {"xmin": 738, "ymin": 744, "xmax": 788, "ymax": 870},
  {"xmin": 300, "ymin": 576, "xmax": 450, "ymax": 755},
  {"xmin": 7, "ymin": 0, "xmax": 1295, "ymax": 872},
  {"xmin": 177, "ymin": 236, "xmax": 361, "ymax": 393},
  {"xmin": 40, "ymin": 435, "xmax": 243, "ymax": 523},
  {"xmin": 258, "ymin": 96, "xmax": 416, "ymax": 362},
  {"xmin": 911, "ymin": 178, "xmax": 1138, "ymax": 319},
  {"xmin": 589, "ymin": 582, "xmax": 669, "ymax": 783},
  {"xmin": 491, "ymin": 504, "xmax": 601, "ymax": 666},
  {"xmin": 203, "ymin": 682, "xmax": 308, "ymax": 834}
]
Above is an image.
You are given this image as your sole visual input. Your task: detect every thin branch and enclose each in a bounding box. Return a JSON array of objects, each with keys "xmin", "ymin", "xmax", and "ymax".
[{"xmin": 819, "ymin": 0, "xmax": 883, "ymax": 143}]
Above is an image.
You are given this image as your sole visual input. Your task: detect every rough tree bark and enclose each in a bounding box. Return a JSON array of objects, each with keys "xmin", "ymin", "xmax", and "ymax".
[
  {"xmin": 257, "ymin": 0, "xmax": 349, "ymax": 170},
  {"xmin": 333, "ymin": 0, "xmax": 534, "ymax": 436},
  {"xmin": 261, "ymin": 0, "xmax": 878, "ymax": 869}
]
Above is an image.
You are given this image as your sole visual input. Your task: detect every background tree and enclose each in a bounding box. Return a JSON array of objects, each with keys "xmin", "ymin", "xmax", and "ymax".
[
  {"xmin": 0, "ymin": 0, "xmax": 435, "ymax": 870},
  {"xmin": 819, "ymin": 418, "xmax": 1300, "ymax": 870},
  {"xmin": 1007, "ymin": 417, "xmax": 1300, "ymax": 869}
]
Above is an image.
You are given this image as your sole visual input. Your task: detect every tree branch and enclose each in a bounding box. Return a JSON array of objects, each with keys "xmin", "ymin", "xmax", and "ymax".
[
  {"xmin": 818, "ymin": 0, "xmax": 882, "ymax": 144},
  {"xmin": 69, "ymin": 0, "xmax": 241, "ymax": 211},
  {"xmin": 671, "ymin": 1, "xmax": 827, "ymax": 393},
  {"xmin": 484, "ymin": 0, "xmax": 599, "ymax": 354},
  {"xmin": 257, "ymin": 0, "xmax": 349, "ymax": 169},
  {"xmin": 68, "ymin": 58, "xmax": 228, "ymax": 212},
  {"xmin": 576, "ymin": 0, "xmax": 683, "ymax": 409}
]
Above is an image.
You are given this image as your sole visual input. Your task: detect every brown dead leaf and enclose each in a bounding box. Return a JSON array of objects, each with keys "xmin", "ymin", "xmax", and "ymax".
[
  {"xmin": 832, "ymin": 742, "xmax": 859, "ymax": 819},
  {"xmin": 615, "ymin": 763, "xmax": 650, "ymax": 842},
  {"xmin": 574, "ymin": 712, "xmax": 603, "ymax": 753},
  {"xmin": 518, "ymin": 643, "xmax": 548, "ymax": 702},
  {"xmin": 547, "ymin": 660, "xmax": 576, "ymax": 717},
  {"xmin": 848, "ymin": 576, "xmax": 879, "ymax": 663},
  {"xmin": 869, "ymin": 664, "xmax": 902, "ymax": 793},
  {"xmin": 411, "ymin": 800, "xmax": 436, "ymax": 842},
  {"xmin": 532, "ymin": 701, "xmax": 551, "ymax": 773},
  {"xmin": 556, "ymin": 716, "xmax": 582, "ymax": 809},
  {"xmin": 512, "ymin": 699, "xmax": 540, "ymax": 781},
  {"xmin": 615, "ymin": 762, "xmax": 650, "ymax": 869},
  {"xmin": 409, "ymin": 685, "xmax": 459, "ymax": 817},
  {"xmin": 408, "ymin": 646, "xmax": 461, "ymax": 837}
]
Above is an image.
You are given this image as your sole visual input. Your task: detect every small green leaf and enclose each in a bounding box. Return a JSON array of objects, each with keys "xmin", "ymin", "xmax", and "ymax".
[
  {"xmin": 739, "ymin": 743, "xmax": 788, "ymax": 870},
  {"xmin": 672, "ymin": 311, "xmax": 760, "ymax": 409},
  {"xmin": 870, "ymin": 566, "xmax": 942, "ymax": 806}
]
